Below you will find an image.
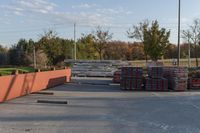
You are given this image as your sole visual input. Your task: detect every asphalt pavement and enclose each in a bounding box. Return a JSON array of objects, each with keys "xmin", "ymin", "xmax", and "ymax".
[{"xmin": 1, "ymin": 77, "xmax": 200, "ymax": 133}]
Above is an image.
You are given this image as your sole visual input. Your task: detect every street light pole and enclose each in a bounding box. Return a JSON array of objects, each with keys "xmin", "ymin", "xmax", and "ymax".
[
  {"xmin": 74, "ymin": 23, "xmax": 77, "ymax": 61},
  {"xmin": 177, "ymin": 0, "xmax": 181, "ymax": 66}
]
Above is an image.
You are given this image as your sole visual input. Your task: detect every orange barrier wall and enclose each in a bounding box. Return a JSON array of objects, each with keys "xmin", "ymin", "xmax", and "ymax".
[{"xmin": 0, "ymin": 69, "xmax": 71, "ymax": 103}]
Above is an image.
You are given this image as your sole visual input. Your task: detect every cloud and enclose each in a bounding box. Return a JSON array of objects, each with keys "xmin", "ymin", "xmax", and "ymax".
[
  {"xmin": 0, "ymin": 0, "xmax": 132, "ymax": 27},
  {"xmin": 96, "ymin": 7, "xmax": 133, "ymax": 16},
  {"xmin": 18, "ymin": 0, "xmax": 56, "ymax": 13},
  {"xmin": 52, "ymin": 11, "xmax": 111, "ymax": 26},
  {"xmin": 13, "ymin": 11, "xmax": 23, "ymax": 16},
  {"xmin": 72, "ymin": 3, "xmax": 97, "ymax": 9},
  {"xmin": 0, "ymin": 0, "xmax": 57, "ymax": 15}
]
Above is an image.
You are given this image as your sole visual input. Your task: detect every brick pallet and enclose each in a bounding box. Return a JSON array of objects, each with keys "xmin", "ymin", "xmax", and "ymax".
[
  {"xmin": 113, "ymin": 70, "xmax": 121, "ymax": 83},
  {"xmin": 164, "ymin": 67, "xmax": 188, "ymax": 91},
  {"xmin": 188, "ymin": 78, "xmax": 200, "ymax": 89},
  {"xmin": 120, "ymin": 77, "xmax": 143, "ymax": 90},
  {"xmin": 121, "ymin": 67, "xmax": 143, "ymax": 78},
  {"xmin": 148, "ymin": 67, "xmax": 164, "ymax": 78},
  {"xmin": 145, "ymin": 67, "xmax": 168, "ymax": 91},
  {"xmin": 168, "ymin": 78, "xmax": 188, "ymax": 91},
  {"xmin": 145, "ymin": 78, "xmax": 168, "ymax": 91},
  {"xmin": 120, "ymin": 67, "xmax": 143, "ymax": 90}
]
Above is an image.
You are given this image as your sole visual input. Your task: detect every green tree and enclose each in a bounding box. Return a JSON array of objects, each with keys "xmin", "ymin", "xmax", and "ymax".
[
  {"xmin": 77, "ymin": 34, "xmax": 98, "ymax": 60},
  {"xmin": 38, "ymin": 30, "xmax": 73, "ymax": 66},
  {"xmin": 9, "ymin": 39, "xmax": 34, "ymax": 66},
  {"xmin": 0, "ymin": 45, "xmax": 8, "ymax": 65},
  {"xmin": 143, "ymin": 21, "xmax": 170, "ymax": 61}
]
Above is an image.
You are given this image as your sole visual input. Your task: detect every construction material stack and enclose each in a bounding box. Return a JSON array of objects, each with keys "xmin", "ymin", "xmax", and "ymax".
[
  {"xmin": 120, "ymin": 67, "xmax": 143, "ymax": 90},
  {"xmin": 164, "ymin": 67, "xmax": 188, "ymax": 91},
  {"xmin": 67, "ymin": 60, "xmax": 129, "ymax": 77},
  {"xmin": 113, "ymin": 70, "xmax": 121, "ymax": 83},
  {"xmin": 145, "ymin": 67, "xmax": 168, "ymax": 91},
  {"xmin": 188, "ymin": 70, "xmax": 200, "ymax": 89}
]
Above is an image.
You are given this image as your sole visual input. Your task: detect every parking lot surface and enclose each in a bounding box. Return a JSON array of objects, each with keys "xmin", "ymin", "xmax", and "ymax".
[{"xmin": 1, "ymin": 77, "xmax": 200, "ymax": 133}]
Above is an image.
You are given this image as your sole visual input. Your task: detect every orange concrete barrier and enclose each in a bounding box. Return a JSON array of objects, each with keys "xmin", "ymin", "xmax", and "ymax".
[{"xmin": 0, "ymin": 69, "xmax": 71, "ymax": 103}]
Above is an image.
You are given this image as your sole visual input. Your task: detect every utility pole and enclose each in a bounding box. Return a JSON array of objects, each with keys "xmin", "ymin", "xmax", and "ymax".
[
  {"xmin": 74, "ymin": 23, "xmax": 76, "ymax": 60},
  {"xmin": 188, "ymin": 41, "xmax": 191, "ymax": 68},
  {"xmin": 177, "ymin": 0, "xmax": 181, "ymax": 66},
  {"xmin": 33, "ymin": 45, "xmax": 37, "ymax": 69}
]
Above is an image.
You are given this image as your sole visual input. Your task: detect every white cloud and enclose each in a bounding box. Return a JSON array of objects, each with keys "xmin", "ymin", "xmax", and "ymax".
[
  {"xmin": 0, "ymin": 0, "xmax": 132, "ymax": 27},
  {"xmin": 13, "ymin": 11, "xmax": 23, "ymax": 16},
  {"xmin": 96, "ymin": 7, "xmax": 133, "ymax": 16},
  {"xmin": 72, "ymin": 3, "xmax": 97, "ymax": 9},
  {"xmin": 1, "ymin": 0, "xmax": 57, "ymax": 15},
  {"xmin": 18, "ymin": 0, "xmax": 56, "ymax": 14}
]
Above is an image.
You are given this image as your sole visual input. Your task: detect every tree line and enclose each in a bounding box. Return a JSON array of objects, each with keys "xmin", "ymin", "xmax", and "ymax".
[{"xmin": 0, "ymin": 19, "xmax": 200, "ymax": 67}]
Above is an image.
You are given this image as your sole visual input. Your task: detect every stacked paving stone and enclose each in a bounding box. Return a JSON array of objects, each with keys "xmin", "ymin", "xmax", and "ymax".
[
  {"xmin": 113, "ymin": 70, "xmax": 121, "ymax": 83},
  {"xmin": 163, "ymin": 67, "xmax": 188, "ymax": 91},
  {"xmin": 145, "ymin": 67, "xmax": 168, "ymax": 91},
  {"xmin": 120, "ymin": 67, "xmax": 143, "ymax": 90},
  {"xmin": 65, "ymin": 60, "xmax": 129, "ymax": 77}
]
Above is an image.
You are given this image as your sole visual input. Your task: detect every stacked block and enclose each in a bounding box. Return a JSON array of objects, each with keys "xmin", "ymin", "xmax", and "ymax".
[
  {"xmin": 145, "ymin": 78, "xmax": 168, "ymax": 91},
  {"xmin": 164, "ymin": 67, "xmax": 188, "ymax": 91},
  {"xmin": 189, "ymin": 70, "xmax": 200, "ymax": 89},
  {"xmin": 120, "ymin": 67, "xmax": 143, "ymax": 90},
  {"xmin": 148, "ymin": 67, "xmax": 164, "ymax": 78},
  {"xmin": 189, "ymin": 78, "xmax": 200, "ymax": 89},
  {"xmin": 113, "ymin": 70, "xmax": 121, "ymax": 83},
  {"xmin": 146, "ymin": 67, "xmax": 168, "ymax": 91}
]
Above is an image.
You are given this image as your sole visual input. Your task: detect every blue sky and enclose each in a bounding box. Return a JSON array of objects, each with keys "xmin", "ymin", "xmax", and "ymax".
[{"xmin": 0, "ymin": 0, "xmax": 200, "ymax": 46}]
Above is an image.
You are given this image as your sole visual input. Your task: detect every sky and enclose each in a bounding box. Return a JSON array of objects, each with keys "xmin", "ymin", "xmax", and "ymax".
[{"xmin": 0, "ymin": 0, "xmax": 200, "ymax": 46}]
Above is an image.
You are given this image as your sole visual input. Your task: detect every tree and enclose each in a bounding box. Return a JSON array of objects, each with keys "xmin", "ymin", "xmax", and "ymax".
[
  {"xmin": 9, "ymin": 39, "xmax": 34, "ymax": 66},
  {"xmin": 77, "ymin": 34, "xmax": 98, "ymax": 60},
  {"xmin": 164, "ymin": 44, "xmax": 177, "ymax": 59},
  {"xmin": 92, "ymin": 27, "xmax": 113, "ymax": 60},
  {"xmin": 128, "ymin": 20, "xmax": 170, "ymax": 61},
  {"xmin": 0, "ymin": 45, "xmax": 8, "ymax": 65},
  {"xmin": 130, "ymin": 42, "xmax": 145, "ymax": 60},
  {"xmin": 127, "ymin": 20, "xmax": 149, "ymax": 62},
  {"xmin": 104, "ymin": 41, "xmax": 130, "ymax": 60},
  {"xmin": 143, "ymin": 21, "xmax": 170, "ymax": 61},
  {"xmin": 38, "ymin": 30, "xmax": 74, "ymax": 66},
  {"xmin": 35, "ymin": 50, "xmax": 48, "ymax": 68},
  {"xmin": 182, "ymin": 19, "xmax": 200, "ymax": 67}
]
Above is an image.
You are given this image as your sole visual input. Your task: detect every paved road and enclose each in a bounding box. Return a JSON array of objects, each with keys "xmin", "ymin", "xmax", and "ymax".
[{"xmin": 1, "ymin": 78, "xmax": 200, "ymax": 133}]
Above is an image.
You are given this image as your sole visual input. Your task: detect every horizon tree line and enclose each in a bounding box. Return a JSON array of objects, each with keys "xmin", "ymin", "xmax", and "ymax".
[{"xmin": 0, "ymin": 19, "xmax": 200, "ymax": 67}]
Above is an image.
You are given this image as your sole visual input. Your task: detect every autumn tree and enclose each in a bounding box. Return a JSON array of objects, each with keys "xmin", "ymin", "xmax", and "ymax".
[
  {"xmin": 164, "ymin": 44, "xmax": 177, "ymax": 59},
  {"xmin": 127, "ymin": 20, "xmax": 149, "ymax": 62},
  {"xmin": 182, "ymin": 19, "xmax": 200, "ymax": 67},
  {"xmin": 92, "ymin": 27, "xmax": 113, "ymax": 60},
  {"xmin": 104, "ymin": 41, "xmax": 129, "ymax": 60}
]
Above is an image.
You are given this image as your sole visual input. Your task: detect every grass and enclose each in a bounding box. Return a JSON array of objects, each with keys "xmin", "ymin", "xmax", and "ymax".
[
  {"xmin": 129, "ymin": 58, "xmax": 199, "ymax": 67},
  {"xmin": 0, "ymin": 67, "xmax": 35, "ymax": 76}
]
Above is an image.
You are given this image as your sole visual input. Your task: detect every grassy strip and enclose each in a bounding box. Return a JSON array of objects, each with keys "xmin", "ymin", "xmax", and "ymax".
[{"xmin": 0, "ymin": 67, "xmax": 35, "ymax": 76}]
